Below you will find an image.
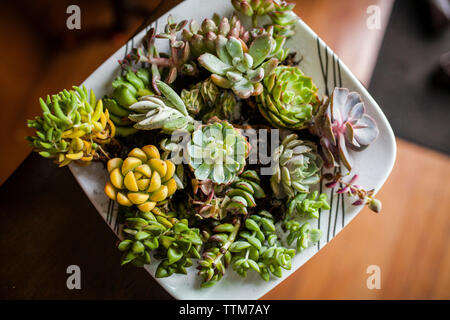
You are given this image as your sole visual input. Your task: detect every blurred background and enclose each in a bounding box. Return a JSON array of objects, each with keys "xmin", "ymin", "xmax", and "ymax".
[{"xmin": 0, "ymin": 0, "xmax": 449, "ymax": 299}]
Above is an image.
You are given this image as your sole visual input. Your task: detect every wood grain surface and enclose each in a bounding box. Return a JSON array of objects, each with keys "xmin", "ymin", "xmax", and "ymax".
[{"xmin": 1, "ymin": 0, "xmax": 449, "ymax": 300}]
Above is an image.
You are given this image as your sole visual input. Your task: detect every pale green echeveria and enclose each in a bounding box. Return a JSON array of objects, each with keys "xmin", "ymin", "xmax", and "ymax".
[
  {"xmin": 257, "ymin": 66, "xmax": 320, "ymax": 130},
  {"xmin": 188, "ymin": 121, "xmax": 249, "ymax": 184},
  {"xmin": 270, "ymin": 133, "xmax": 322, "ymax": 199},
  {"xmin": 198, "ymin": 34, "xmax": 278, "ymax": 99},
  {"xmin": 128, "ymin": 80, "xmax": 194, "ymax": 133}
]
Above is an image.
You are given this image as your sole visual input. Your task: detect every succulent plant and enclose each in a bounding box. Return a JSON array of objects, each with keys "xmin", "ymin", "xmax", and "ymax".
[
  {"xmin": 155, "ymin": 219, "xmax": 202, "ymax": 278},
  {"xmin": 27, "ymin": 86, "xmax": 115, "ymax": 166},
  {"xmin": 181, "ymin": 77, "xmax": 238, "ymax": 121},
  {"xmin": 198, "ymin": 34, "xmax": 279, "ymax": 99},
  {"xmin": 287, "ymin": 191, "xmax": 330, "ymax": 219},
  {"xmin": 104, "ymin": 145, "xmax": 178, "ymax": 212},
  {"xmin": 268, "ymin": 1, "xmax": 297, "ymax": 38},
  {"xmin": 284, "ymin": 220, "xmax": 322, "ymax": 252},
  {"xmin": 310, "ymin": 87, "xmax": 379, "ymax": 171},
  {"xmin": 123, "ymin": 16, "xmax": 196, "ymax": 89},
  {"xmin": 192, "ymin": 170, "xmax": 265, "ymax": 219},
  {"xmin": 231, "ymin": 0, "xmax": 275, "ymax": 27},
  {"xmin": 128, "ymin": 80, "xmax": 194, "ymax": 133},
  {"xmin": 324, "ymin": 173, "xmax": 382, "ymax": 213},
  {"xmin": 249, "ymin": 25, "xmax": 289, "ymax": 61},
  {"xmin": 257, "ymin": 66, "xmax": 320, "ymax": 130},
  {"xmin": 118, "ymin": 210, "xmax": 166, "ymax": 267},
  {"xmin": 160, "ymin": 136, "xmax": 187, "ymax": 190},
  {"xmin": 270, "ymin": 134, "xmax": 323, "ymax": 199},
  {"xmin": 103, "ymin": 68, "xmax": 154, "ymax": 137},
  {"xmin": 188, "ymin": 120, "xmax": 249, "ymax": 184},
  {"xmin": 182, "ymin": 13, "xmax": 250, "ymax": 58},
  {"xmin": 197, "ymin": 218, "xmax": 241, "ymax": 287},
  {"xmin": 230, "ymin": 211, "xmax": 295, "ymax": 281},
  {"xmin": 232, "ymin": 0, "xmax": 297, "ymax": 38}
]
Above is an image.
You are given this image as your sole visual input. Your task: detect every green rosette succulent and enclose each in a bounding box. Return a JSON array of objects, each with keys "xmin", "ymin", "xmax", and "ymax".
[
  {"xmin": 193, "ymin": 170, "xmax": 265, "ymax": 220},
  {"xmin": 128, "ymin": 80, "xmax": 194, "ymax": 133},
  {"xmin": 103, "ymin": 68, "xmax": 154, "ymax": 137},
  {"xmin": 188, "ymin": 120, "xmax": 249, "ymax": 184},
  {"xmin": 270, "ymin": 133, "xmax": 323, "ymax": 199},
  {"xmin": 198, "ymin": 34, "xmax": 278, "ymax": 99},
  {"xmin": 182, "ymin": 13, "xmax": 250, "ymax": 58},
  {"xmin": 181, "ymin": 78, "xmax": 238, "ymax": 121},
  {"xmin": 257, "ymin": 66, "xmax": 320, "ymax": 130}
]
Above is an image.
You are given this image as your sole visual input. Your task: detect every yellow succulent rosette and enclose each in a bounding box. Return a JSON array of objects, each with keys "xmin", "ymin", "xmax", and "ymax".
[{"xmin": 104, "ymin": 145, "xmax": 177, "ymax": 212}]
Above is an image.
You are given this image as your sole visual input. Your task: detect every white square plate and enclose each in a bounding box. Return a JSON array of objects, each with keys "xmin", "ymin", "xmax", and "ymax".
[{"xmin": 69, "ymin": 0, "xmax": 396, "ymax": 300}]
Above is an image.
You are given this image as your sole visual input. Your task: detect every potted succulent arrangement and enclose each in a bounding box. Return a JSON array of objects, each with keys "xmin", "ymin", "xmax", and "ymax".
[{"xmin": 26, "ymin": 0, "xmax": 382, "ymax": 290}]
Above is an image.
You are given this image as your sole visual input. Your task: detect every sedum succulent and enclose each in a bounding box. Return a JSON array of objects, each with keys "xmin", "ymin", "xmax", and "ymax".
[
  {"xmin": 270, "ymin": 134, "xmax": 323, "ymax": 199},
  {"xmin": 268, "ymin": 1, "xmax": 297, "ymax": 38},
  {"xmin": 181, "ymin": 77, "xmax": 238, "ymax": 121},
  {"xmin": 230, "ymin": 211, "xmax": 295, "ymax": 281},
  {"xmin": 257, "ymin": 66, "xmax": 320, "ymax": 130},
  {"xmin": 198, "ymin": 34, "xmax": 279, "ymax": 99},
  {"xmin": 310, "ymin": 87, "xmax": 379, "ymax": 171},
  {"xmin": 232, "ymin": 0, "xmax": 297, "ymax": 38},
  {"xmin": 182, "ymin": 13, "xmax": 250, "ymax": 58},
  {"xmin": 198, "ymin": 218, "xmax": 241, "ymax": 287},
  {"xmin": 188, "ymin": 120, "xmax": 249, "ymax": 184},
  {"xmin": 284, "ymin": 220, "xmax": 322, "ymax": 253},
  {"xmin": 118, "ymin": 210, "xmax": 166, "ymax": 267},
  {"xmin": 27, "ymin": 86, "xmax": 115, "ymax": 167},
  {"xmin": 128, "ymin": 80, "xmax": 194, "ymax": 133},
  {"xmin": 231, "ymin": 0, "xmax": 275, "ymax": 27},
  {"xmin": 103, "ymin": 68, "xmax": 154, "ymax": 137},
  {"xmin": 155, "ymin": 219, "xmax": 202, "ymax": 278},
  {"xmin": 287, "ymin": 191, "xmax": 330, "ymax": 219},
  {"xmin": 104, "ymin": 145, "xmax": 177, "ymax": 212}
]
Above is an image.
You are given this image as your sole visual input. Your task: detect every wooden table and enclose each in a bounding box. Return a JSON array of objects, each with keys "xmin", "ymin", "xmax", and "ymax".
[{"xmin": 1, "ymin": 0, "xmax": 449, "ymax": 299}]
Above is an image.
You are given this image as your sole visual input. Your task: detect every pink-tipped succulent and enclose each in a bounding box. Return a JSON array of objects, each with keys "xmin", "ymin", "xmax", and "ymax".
[
  {"xmin": 310, "ymin": 87, "xmax": 379, "ymax": 171},
  {"xmin": 324, "ymin": 173, "xmax": 382, "ymax": 213}
]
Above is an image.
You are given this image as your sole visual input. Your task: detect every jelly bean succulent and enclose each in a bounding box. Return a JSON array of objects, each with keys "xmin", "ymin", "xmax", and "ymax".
[
  {"xmin": 27, "ymin": 86, "xmax": 115, "ymax": 166},
  {"xmin": 257, "ymin": 66, "xmax": 321, "ymax": 129},
  {"xmin": 198, "ymin": 34, "xmax": 279, "ymax": 98},
  {"xmin": 310, "ymin": 87, "xmax": 379, "ymax": 171},
  {"xmin": 287, "ymin": 191, "xmax": 330, "ymax": 219},
  {"xmin": 188, "ymin": 120, "xmax": 249, "ymax": 184},
  {"xmin": 182, "ymin": 13, "xmax": 250, "ymax": 58},
  {"xmin": 271, "ymin": 134, "xmax": 323, "ymax": 199},
  {"xmin": 104, "ymin": 145, "xmax": 178, "ymax": 212},
  {"xmin": 284, "ymin": 220, "xmax": 322, "ymax": 253}
]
